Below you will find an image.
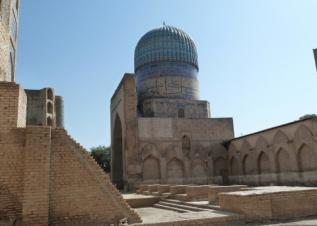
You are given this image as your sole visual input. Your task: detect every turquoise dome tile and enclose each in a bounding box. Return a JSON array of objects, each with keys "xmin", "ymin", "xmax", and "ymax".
[{"xmin": 134, "ymin": 25, "xmax": 198, "ymax": 71}]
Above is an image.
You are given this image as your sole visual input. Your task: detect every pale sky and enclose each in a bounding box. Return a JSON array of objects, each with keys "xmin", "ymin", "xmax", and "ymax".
[{"xmin": 17, "ymin": 0, "xmax": 317, "ymax": 149}]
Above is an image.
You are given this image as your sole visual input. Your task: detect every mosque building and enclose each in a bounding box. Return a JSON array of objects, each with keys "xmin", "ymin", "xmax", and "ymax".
[{"xmin": 111, "ymin": 25, "xmax": 317, "ymax": 191}]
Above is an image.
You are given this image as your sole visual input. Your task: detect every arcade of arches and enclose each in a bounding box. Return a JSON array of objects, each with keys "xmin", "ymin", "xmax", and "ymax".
[{"xmin": 228, "ymin": 122, "xmax": 317, "ymax": 185}]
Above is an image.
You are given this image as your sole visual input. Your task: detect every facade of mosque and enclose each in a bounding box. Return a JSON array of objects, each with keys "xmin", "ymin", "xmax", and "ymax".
[
  {"xmin": 111, "ymin": 25, "xmax": 317, "ymax": 191},
  {"xmin": 111, "ymin": 25, "xmax": 234, "ymax": 191}
]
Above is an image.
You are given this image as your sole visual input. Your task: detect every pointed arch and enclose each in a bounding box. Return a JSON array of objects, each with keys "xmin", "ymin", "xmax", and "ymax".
[
  {"xmin": 143, "ymin": 155, "xmax": 161, "ymax": 183},
  {"xmin": 191, "ymin": 158, "xmax": 208, "ymax": 184},
  {"xmin": 141, "ymin": 143, "xmax": 160, "ymax": 160},
  {"xmin": 228, "ymin": 142, "xmax": 238, "ymax": 156},
  {"xmin": 182, "ymin": 135, "xmax": 191, "ymax": 158},
  {"xmin": 294, "ymin": 125, "xmax": 315, "ymax": 151},
  {"xmin": 275, "ymin": 148, "xmax": 292, "ymax": 173},
  {"xmin": 272, "ymin": 130, "xmax": 289, "ymax": 147},
  {"xmin": 255, "ymin": 136, "xmax": 269, "ymax": 152},
  {"xmin": 297, "ymin": 144, "xmax": 317, "ymax": 172},
  {"xmin": 258, "ymin": 151, "xmax": 271, "ymax": 174},
  {"xmin": 112, "ymin": 114, "xmax": 124, "ymax": 189},
  {"xmin": 213, "ymin": 156, "xmax": 227, "ymax": 177},
  {"xmin": 164, "ymin": 144, "xmax": 183, "ymax": 163},
  {"xmin": 230, "ymin": 156, "xmax": 240, "ymax": 175},
  {"xmin": 242, "ymin": 154, "xmax": 256, "ymax": 175},
  {"xmin": 240, "ymin": 140, "xmax": 252, "ymax": 156},
  {"xmin": 167, "ymin": 157, "xmax": 184, "ymax": 184}
]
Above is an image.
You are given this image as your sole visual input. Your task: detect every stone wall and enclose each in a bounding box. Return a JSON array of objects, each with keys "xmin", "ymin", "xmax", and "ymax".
[
  {"xmin": 111, "ymin": 74, "xmax": 139, "ymax": 191},
  {"xmin": 111, "ymin": 74, "xmax": 234, "ymax": 190},
  {"xmin": 142, "ymin": 98, "xmax": 210, "ymax": 118},
  {"xmin": 138, "ymin": 117, "xmax": 234, "ymax": 185},
  {"xmin": 228, "ymin": 118, "xmax": 317, "ymax": 186}
]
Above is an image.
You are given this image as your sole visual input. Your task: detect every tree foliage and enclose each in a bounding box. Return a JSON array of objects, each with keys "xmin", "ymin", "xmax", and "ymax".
[
  {"xmin": 299, "ymin": 114, "xmax": 317, "ymax": 120},
  {"xmin": 90, "ymin": 146, "xmax": 111, "ymax": 173}
]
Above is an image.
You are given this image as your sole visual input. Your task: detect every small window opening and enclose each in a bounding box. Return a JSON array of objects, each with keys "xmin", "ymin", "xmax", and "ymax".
[
  {"xmin": 47, "ymin": 89, "xmax": 53, "ymax": 100},
  {"xmin": 47, "ymin": 102, "xmax": 53, "ymax": 114},
  {"xmin": 178, "ymin": 108, "xmax": 185, "ymax": 118},
  {"xmin": 47, "ymin": 117, "xmax": 53, "ymax": 126}
]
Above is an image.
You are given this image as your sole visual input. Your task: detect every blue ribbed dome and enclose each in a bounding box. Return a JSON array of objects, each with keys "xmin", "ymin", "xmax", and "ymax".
[{"xmin": 134, "ymin": 25, "xmax": 198, "ymax": 71}]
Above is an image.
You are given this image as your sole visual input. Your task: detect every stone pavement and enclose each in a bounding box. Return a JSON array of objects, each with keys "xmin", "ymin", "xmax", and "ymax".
[
  {"xmin": 250, "ymin": 217, "xmax": 317, "ymax": 225},
  {"xmin": 133, "ymin": 207, "xmax": 242, "ymax": 225}
]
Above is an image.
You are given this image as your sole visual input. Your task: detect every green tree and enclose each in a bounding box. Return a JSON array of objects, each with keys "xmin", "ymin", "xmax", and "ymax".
[
  {"xmin": 299, "ymin": 114, "xmax": 317, "ymax": 120},
  {"xmin": 90, "ymin": 146, "xmax": 111, "ymax": 173}
]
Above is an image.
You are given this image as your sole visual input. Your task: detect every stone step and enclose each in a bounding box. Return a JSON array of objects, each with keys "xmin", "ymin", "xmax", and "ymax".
[
  {"xmin": 162, "ymin": 198, "xmax": 221, "ymax": 211},
  {"xmin": 153, "ymin": 203, "xmax": 190, "ymax": 213},
  {"xmin": 174, "ymin": 193, "xmax": 190, "ymax": 201},
  {"xmin": 158, "ymin": 201, "xmax": 212, "ymax": 212}
]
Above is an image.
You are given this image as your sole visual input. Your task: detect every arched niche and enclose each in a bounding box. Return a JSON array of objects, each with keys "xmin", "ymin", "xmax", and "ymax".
[
  {"xmin": 191, "ymin": 159, "xmax": 207, "ymax": 184},
  {"xmin": 258, "ymin": 151, "xmax": 271, "ymax": 174},
  {"xmin": 297, "ymin": 144, "xmax": 317, "ymax": 172},
  {"xmin": 230, "ymin": 156, "xmax": 239, "ymax": 175},
  {"xmin": 213, "ymin": 157, "xmax": 227, "ymax": 176},
  {"xmin": 47, "ymin": 88, "xmax": 53, "ymax": 100},
  {"xmin": 143, "ymin": 155, "xmax": 160, "ymax": 183},
  {"xmin": 166, "ymin": 158, "xmax": 184, "ymax": 184},
  {"xmin": 182, "ymin": 135, "xmax": 191, "ymax": 158},
  {"xmin": 47, "ymin": 117, "xmax": 53, "ymax": 126},
  {"xmin": 275, "ymin": 148, "xmax": 292, "ymax": 173},
  {"xmin": 242, "ymin": 154, "xmax": 256, "ymax": 175},
  {"xmin": 178, "ymin": 108, "xmax": 185, "ymax": 118},
  {"xmin": 112, "ymin": 114, "xmax": 124, "ymax": 190}
]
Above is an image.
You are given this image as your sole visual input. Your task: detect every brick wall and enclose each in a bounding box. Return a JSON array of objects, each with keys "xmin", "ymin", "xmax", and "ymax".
[
  {"xmin": 0, "ymin": 83, "xmax": 141, "ymax": 225},
  {"xmin": 0, "ymin": 128, "xmax": 25, "ymax": 222},
  {"xmin": 0, "ymin": 82, "xmax": 26, "ymax": 129},
  {"xmin": 219, "ymin": 188, "xmax": 317, "ymax": 222},
  {"xmin": 22, "ymin": 127, "xmax": 51, "ymax": 226},
  {"xmin": 49, "ymin": 128, "xmax": 141, "ymax": 225}
]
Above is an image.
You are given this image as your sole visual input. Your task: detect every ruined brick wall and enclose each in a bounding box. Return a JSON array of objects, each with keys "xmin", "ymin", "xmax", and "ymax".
[
  {"xmin": 0, "ymin": 126, "xmax": 141, "ymax": 225},
  {"xmin": 0, "ymin": 82, "xmax": 26, "ymax": 129},
  {"xmin": 219, "ymin": 188, "xmax": 317, "ymax": 222},
  {"xmin": 228, "ymin": 118, "xmax": 317, "ymax": 186},
  {"xmin": 0, "ymin": 83, "xmax": 141, "ymax": 225},
  {"xmin": 49, "ymin": 128, "xmax": 140, "ymax": 225}
]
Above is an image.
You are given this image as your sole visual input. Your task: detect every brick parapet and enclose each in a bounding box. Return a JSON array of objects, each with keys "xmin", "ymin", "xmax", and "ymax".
[{"xmin": 0, "ymin": 82, "xmax": 26, "ymax": 130}]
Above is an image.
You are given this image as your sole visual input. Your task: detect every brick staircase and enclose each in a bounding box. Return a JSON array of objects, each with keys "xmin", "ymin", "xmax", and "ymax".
[
  {"xmin": 50, "ymin": 128, "xmax": 142, "ymax": 224},
  {"xmin": 154, "ymin": 198, "xmax": 220, "ymax": 213}
]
